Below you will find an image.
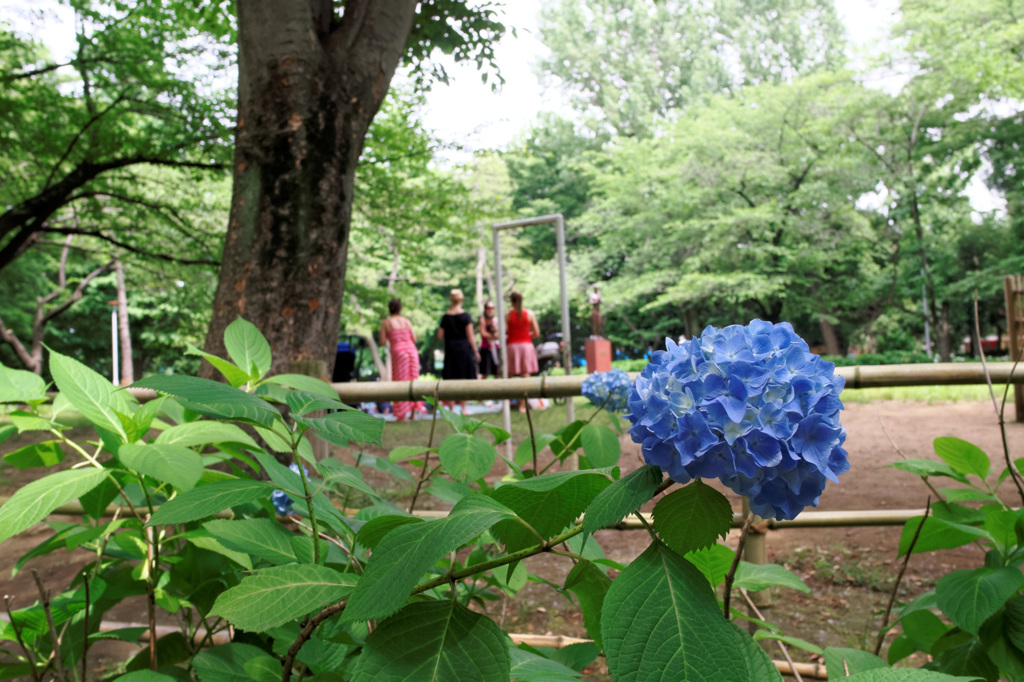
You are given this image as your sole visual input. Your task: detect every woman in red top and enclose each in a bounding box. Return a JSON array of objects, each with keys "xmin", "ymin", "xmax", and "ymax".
[{"xmin": 505, "ymin": 291, "xmax": 541, "ymax": 392}]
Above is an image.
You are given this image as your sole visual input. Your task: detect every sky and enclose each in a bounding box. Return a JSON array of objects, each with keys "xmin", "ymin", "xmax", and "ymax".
[{"xmin": 416, "ymin": 0, "xmax": 903, "ymax": 154}]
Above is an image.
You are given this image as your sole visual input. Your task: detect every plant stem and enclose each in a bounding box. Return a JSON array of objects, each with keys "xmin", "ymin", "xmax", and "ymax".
[
  {"xmin": 408, "ymin": 390, "xmax": 441, "ymax": 513},
  {"xmin": 722, "ymin": 512, "xmax": 755, "ymax": 620},
  {"xmin": 740, "ymin": 588, "xmax": 803, "ymax": 682},
  {"xmin": 292, "ymin": 436, "xmax": 321, "ymax": 565},
  {"xmin": 4, "ymin": 595, "xmax": 41, "ymax": 682},
  {"xmin": 81, "ymin": 572, "xmax": 89, "ymax": 682},
  {"xmin": 31, "ymin": 570, "xmax": 66, "ymax": 681},
  {"xmin": 524, "ymin": 394, "xmax": 538, "ymax": 472},
  {"xmin": 539, "ymin": 403, "xmax": 608, "ymax": 475},
  {"xmin": 874, "ymin": 497, "xmax": 931, "ymax": 656},
  {"xmin": 975, "ymin": 292, "xmax": 1024, "ymax": 504}
]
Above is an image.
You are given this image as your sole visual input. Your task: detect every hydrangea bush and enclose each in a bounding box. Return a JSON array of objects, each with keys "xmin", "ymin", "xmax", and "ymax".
[
  {"xmin": 581, "ymin": 368, "xmax": 633, "ymax": 413},
  {"xmin": 6, "ymin": 317, "xmax": 970, "ymax": 682},
  {"xmin": 626, "ymin": 320, "xmax": 849, "ymax": 520}
]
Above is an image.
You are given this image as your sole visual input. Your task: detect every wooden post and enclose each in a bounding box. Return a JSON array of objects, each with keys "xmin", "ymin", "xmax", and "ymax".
[
  {"xmin": 1004, "ymin": 275, "xmax": 1024, "ymax": 422},
  {"xmin": 741, "ymin": 499, "xmax": 771, "ymax": 612}
]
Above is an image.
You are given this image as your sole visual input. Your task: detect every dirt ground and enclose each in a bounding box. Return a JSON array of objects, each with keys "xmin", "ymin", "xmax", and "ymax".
[{"xmin": 2, "ymin": 398, "xmax": 1022, "ymax": 678}]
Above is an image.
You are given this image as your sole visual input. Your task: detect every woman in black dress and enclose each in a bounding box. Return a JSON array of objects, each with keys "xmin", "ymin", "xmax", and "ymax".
[{"xmin": 437, "ymin": 288, "xmax": 479, "ymax": 414}]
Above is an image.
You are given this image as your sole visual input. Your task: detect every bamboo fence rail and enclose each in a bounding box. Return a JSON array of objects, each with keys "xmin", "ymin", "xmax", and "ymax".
[{"xmin": 96, "ymin": 361, "xmax": 1020, "ymax": 406}]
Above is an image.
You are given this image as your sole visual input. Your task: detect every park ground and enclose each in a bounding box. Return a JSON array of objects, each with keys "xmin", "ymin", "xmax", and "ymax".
[{"xmin": 1, "ymin": 386, "xmax": 1022, "ymax": 679}]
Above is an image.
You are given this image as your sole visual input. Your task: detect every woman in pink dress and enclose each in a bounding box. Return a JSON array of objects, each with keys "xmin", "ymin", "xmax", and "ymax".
[{"xmin": 379, "ymin": 298, "xmax": 424, "ymax": 421}]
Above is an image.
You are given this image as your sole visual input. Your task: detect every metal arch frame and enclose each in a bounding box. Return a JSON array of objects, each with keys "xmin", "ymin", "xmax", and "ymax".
[{"xmin": 492, "ymin": 214, "xmax": 575, "ymax": 448}]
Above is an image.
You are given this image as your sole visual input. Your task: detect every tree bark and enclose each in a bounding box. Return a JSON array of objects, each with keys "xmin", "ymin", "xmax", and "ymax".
[
  {"xmin": 202, "ymin": 0, "xmax": 418, "ymax": 378},
  {"xmin": 818, "ymin": 313, "xmax": 842, "ymax": 356}
]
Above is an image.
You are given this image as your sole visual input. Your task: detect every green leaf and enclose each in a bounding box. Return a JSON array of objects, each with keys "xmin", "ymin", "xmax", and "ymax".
[
  {"xmin": 934, "ymin": 437, "xmax": 990, "ymax": 480},
  {"xmin": 652, "ymin": 481, "xmax": 732, "ymax": 555},
  {"xmin": 155, "ymin": 421, "xmax": 260, "ymax": 450},
  {"xmin": 119, "ymin": 443, "xmax": 203, "ymax": 491},
  {"xmin": 344, "ymin": 496, "xmax": 519, "ymax": 623},
  {"xmin": 365, "ymin": 454, "xmax": 413, "ymax": 481},
  {"xmin": 204, "ymin": 518, "xmax": 298, "ymax": 565},
  {"xmin": 515, "ymin": 433, "xmax": 557, "ymax": 468},
  {"xmin": 285, "ymin": 390, "xmax": 348, "ymax": 416},
  {"xmin": 3, "ymin": 441, "xmax": 65, "ymax": 471},
  {"xmin": 210, "ymin": 565, "xmax": 356, "ymax": 632},
  {"xmin": 262, "ymin": 374, "xmax": 339, "ymax": 399},
  {"xmin": 356, "ymin": 515, "xmax": 423, "ymax": 550},
  {"xmin": 843, "ymin": 669, "xmax": 975, "ymax": 681},
  {"xmin": 148, "ymin": 479, "xmax": 275, "ymax": 526},
  {"xmin": 187, "ymin": 344, "xmax": 252, "ymax": 387},
  {"xmin": 823, "ymin": 647, "xmax": 887, "ymax": 676},
  {"xmin": 114, "ymin": 672, "xmax": 180, "ymax": 682},
  {"xmin": 130, "ymin": 375, "xmax": 280, "ymax": 428},
  {"xmin": 752, "ymin": 631, "xmax": 823, "ymax": 656},
  {"xmin": 895, "ymin": 609, "xmax": 950, "ymax": 656},
  {"xmin": 0, "ymin": 469, "xmax": 108, "ymax": 543},
  {"xmin": 601, "ymin": 541, "xmax": 780, "ymax": 681},
  {"xmin": 185, "ymin": 532, "xmax": 253, "ymax": 570},
  {"xmin": 550, "ymin": 420, "xmax": 585, "ymax": 460},
  {"xmin": 0, "ymin": 423, "xmax": 16, "ymax": 446},
  {"xmin": 350, "ymin": 600, "xmax": 510, "ymax": 682},
  {"xmin": 582, "ymin": 464, "xmax": 662, "ymax": 536},
  {"xmin": 438, "ymin": 433, "xmax": 497, "ymax": 482},
  {"xmin": 193, "ymin": 642, "xmax": 282, "ymax": 682},
  {"xmin": 293, "ymin": 411, "xmax": 384, "ymax": 447},
  {"xmin": 0, "ymin": 363, "xmax": 47, "ymax": 402},
  {"xmin": 684, "ymin": 543, "xmax": 734, "ymax": 588},
  {"xmin": 580, "ymin": 423, "xmax": 620, "ymax": 468},
  {"xmin": 49, "ymin": 349, "xmax": 127, "ymax": 440},
  {"xmin": 888, "ymin": 459, "xmax": 968, "ymax": 484},
  {"xmin": 509, "ymin": 647, "xmax": 582, "ymax": 682},
  {"xmin": 938, "ymin": 488, "xmax": 998, "ymax": 503},
  {"xmin": 9, "ymin": 410, "xmax": 62, "ymax": 432},
  {"xmin": 389, "ymin": 445, "xmax": 436, "ymax": 463},
  {"xmin": 315, "ymin": 459, "xmax": 379, "ymax": 499},
  {"xmin": 731, "ymin": 622, "xmax": 786, "ymax": 681},
  {"xmin": 936, "ymin": 566, "xmax": 1024, "ymax": 634},
  {"xmin": 491, "ymin": 470, "xmax": 615, "ymax": 552},
  {"xmin": 224, "ymin": 317, "xmax": 272, "ymax": 380},
  {"xmin": 1006, "ymin": 596, "xmax": 1024, "ymax": 653},
  {"xmin": 564, "ymin": 559, "xmax": 611, "ymax": 650},
  {"xmin": 898, "ymin": 516, "xmax": 980, "ymax": 556},
  {"xmin": 734, "ymin": 562, "xmax": 810, "ymax": 594}
]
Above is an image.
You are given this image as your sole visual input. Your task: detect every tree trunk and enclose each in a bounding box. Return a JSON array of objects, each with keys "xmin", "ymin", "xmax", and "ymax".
[
  {"xmin": 937, "ymin": 299, "xmax": 952, "ymax": 362},
  {"xmin": 818, "ymin": 313, "xmax": 842, "ymax": 356},
  {"xmin": 202, "ymin": 0, "xmax": 418, "ymax": 379}
]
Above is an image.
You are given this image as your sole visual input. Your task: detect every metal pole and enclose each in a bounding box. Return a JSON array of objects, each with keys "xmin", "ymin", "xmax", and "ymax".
[
  {"xmin": 555, "ymin": 214, "xmax": 575, "ymax": 424},
  {"xmin": 492, "ymin": 225, "xmax": 511, "ymax": 459},
  {"xmin": 110, "ymin": 305, "xmax": 118, "ymax": 386}
]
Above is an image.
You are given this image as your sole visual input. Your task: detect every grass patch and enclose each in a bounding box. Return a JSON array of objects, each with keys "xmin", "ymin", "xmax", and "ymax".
[
  {"xmin": 379, "ymin": 399, "xmax": 623, "ymax": 452},
  {"xmin": 841, "ymin": 384, "xmax": 993, "ymax": 404}
]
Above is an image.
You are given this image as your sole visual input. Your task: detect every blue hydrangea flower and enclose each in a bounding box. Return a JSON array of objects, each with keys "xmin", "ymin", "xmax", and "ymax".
[
  {"xmin": 271, "ymin": 489, "xmax": 293, "ymax": 515},
  {"xmin": 581, "ymin": 369, "xmax": 633, "ymax": 413},
  {"xmin": 626, "ymin": 321, "xmax": 848, "ymax": 520},
  {"xmin": 271, "ymin": 463, "xmax": 309, "ymax": 516}
]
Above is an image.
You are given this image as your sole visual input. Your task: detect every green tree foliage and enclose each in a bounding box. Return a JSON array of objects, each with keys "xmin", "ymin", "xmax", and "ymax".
[
  {"xmin": 537, "ymin": 0, "xmax": 845, "ymax": 137},
  {"xmin": 572, "ymin": 76, "xmax": 884, "ymax": 351},
  {"xmin": 0, "ymin": 7, "xmax": 233, "ymax": 271}
]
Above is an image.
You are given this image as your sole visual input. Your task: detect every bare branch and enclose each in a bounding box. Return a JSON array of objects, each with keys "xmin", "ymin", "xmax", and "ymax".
[
  {"xmin": 0, "ymin": 314, "xmax": 37, "ymax": 372},
  {"xmin": 39, "ymin": 260, "xmax": 112, "ymax": 326}
]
